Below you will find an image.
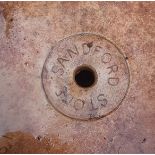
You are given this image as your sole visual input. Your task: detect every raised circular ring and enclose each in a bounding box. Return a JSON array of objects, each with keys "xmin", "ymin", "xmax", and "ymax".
[{"xmin": 42, "ymin": 33, "xmax": 130, "ymax": 120}]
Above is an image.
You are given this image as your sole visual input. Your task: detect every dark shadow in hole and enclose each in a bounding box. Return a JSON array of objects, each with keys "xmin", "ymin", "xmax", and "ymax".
[{"xmin": 74, "ymin": 66, "xmax": 96, "ymax": 88}]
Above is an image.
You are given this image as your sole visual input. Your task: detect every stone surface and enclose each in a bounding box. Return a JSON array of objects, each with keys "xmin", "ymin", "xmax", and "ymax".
[
  {"xmin": 0, "ymin": 2, "xmax": 155, "ymax": 153},
  {"xmin": 42, "ymin": 33, "xmax": 130, "ymax": 120}
]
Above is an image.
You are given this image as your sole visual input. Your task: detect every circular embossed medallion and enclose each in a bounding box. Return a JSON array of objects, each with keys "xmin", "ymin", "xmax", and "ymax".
[{"xmin": 42, "ymin": 33, "xmax": 130, "ymax": 120}]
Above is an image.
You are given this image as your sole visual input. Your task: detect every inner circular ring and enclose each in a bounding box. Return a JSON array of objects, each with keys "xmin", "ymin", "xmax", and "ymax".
[{"xmin": 73, "ymin": 64, "xmax": 98, "ymax": 88}]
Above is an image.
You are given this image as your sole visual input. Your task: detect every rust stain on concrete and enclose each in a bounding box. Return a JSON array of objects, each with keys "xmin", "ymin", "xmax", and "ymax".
[
  {"xmin": 0, "ymin": 2, "xmax": 15, "ymax": 37},
  {"xmin": 0, "ymin": 131, "xmax": 73, "ymax": 153}
]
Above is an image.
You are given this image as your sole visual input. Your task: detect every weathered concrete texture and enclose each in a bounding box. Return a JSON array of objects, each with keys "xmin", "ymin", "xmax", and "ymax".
[{"xmin": 0, "ymin": 2, "xmax": 154, "ymax": 153}]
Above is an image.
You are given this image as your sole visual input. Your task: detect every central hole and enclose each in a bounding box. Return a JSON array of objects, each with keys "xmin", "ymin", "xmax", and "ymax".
[{"xmin": 74, "ymin": 66, "xmax": 97, "ymax": 88}]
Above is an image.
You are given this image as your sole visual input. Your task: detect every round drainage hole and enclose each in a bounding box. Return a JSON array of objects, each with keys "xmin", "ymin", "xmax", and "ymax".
[{"xmin": 74, "ymin": 66, "xmax": 97, "ymax": 88}]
